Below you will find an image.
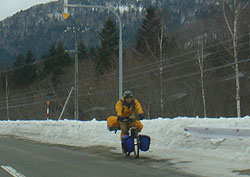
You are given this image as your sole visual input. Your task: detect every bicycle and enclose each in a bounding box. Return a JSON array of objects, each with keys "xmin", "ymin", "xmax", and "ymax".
[{"xmin": 121, "ymin": 118, "xmax": 140, "ymax": 158}]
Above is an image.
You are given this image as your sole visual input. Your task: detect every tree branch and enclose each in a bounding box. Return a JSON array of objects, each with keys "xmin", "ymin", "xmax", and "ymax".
[
  {"xmin": 223, "ymin": 0, "xmax": 234, "ymax": 38},
  {"xmin": 238, "ymin": 1, "xmax": 249, "ymax": 16}
]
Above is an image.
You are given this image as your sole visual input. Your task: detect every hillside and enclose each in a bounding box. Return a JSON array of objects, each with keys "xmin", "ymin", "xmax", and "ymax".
[
  {"xmin": 0, "ymin": 0, "xmax": 221, "ymax": 65},
  {"xmin": 0, "ymin": 0, "xmax": 249, "ymax": 121}
]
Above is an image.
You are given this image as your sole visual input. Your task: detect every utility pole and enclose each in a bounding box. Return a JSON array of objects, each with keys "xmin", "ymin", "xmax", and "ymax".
[
  {"xmin": 74, "ymin": 28, "xmax": 79, "ymax": 120},
  {"xmin": 63, "ymin": 2, "xmax": 123, "ymax": 99},
  {"xmin": 64, "ymin": 26, "xmax": 89, "ymax": 120}
]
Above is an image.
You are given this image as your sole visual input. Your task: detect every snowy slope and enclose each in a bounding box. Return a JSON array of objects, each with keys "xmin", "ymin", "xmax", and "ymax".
[{"xmin": 1, "ymin": 117, "xmax": 250, "ymax": 177}]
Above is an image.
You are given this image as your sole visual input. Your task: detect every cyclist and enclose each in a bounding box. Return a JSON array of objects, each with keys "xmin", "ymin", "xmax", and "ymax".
[{"xmin": 115, "ymin": 89, "xmax": 145, "ymax": 141}]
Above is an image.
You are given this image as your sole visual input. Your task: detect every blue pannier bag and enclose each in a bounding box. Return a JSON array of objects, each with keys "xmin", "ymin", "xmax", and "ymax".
[
  {"xmin": 139, "ymin": 135, "xmax": 151, "ymax": 151},
  {"xmin": 122, "ymin": 135, "xmax": 134, "ymax": 153}
]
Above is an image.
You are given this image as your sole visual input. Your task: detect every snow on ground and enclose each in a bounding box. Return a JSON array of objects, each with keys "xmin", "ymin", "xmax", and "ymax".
[{"xmin": 1, "ymin": 117, "xmax": 250, "ymax": 177}]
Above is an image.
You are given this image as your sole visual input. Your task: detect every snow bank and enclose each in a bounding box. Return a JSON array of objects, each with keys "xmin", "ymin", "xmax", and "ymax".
[
  {"xmin": 1, "ymin": 117, "xmax": 250, "ymax": 177},
  {"xmin": 0, "ymin": 119, "xmax": 120, "ymax": 147}
]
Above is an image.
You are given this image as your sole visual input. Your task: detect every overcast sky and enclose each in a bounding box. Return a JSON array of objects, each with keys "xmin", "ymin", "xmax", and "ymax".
[{"xmin": 0, "ymin": 0, "xmax": 52, "ymax": 21}]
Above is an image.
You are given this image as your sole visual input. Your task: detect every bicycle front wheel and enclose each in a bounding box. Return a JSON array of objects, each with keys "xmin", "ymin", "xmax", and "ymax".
[
  {"xmin": 125, "ymin": 152, "xmax": 130, "ymax": 157},
  {"xmin": 133, "ymin": 137, "xmax": 140, "ymax": 158}
]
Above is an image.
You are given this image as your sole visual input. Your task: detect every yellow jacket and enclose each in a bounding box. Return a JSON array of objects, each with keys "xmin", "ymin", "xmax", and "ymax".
[{"xmin": 115, "ymin": 96, "xmax": 143, "ymax": 118}]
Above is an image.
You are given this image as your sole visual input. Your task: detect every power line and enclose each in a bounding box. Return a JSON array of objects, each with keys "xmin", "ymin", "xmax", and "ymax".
[
  {"xmin": 122, "ymin": 43, "xmax": 250, "ymax": 81},
  {"xmin": 0, "ymin": 34, "xmax": 249, "ymax": 107},
  {"xmin": 76, "ymin": 33, "xmax": 250, "ymax": 85},
  {"xmin": 76, "ymin": 40, "xmax": 249, "ymax": 89},
  {"xmin": 123, "ymin": 32, "xmax": 250, "ymax": 73},
  {"xmin": 162, "ymin": 57, "xmax": 250, "ymax": 83},
  {"xmin": 1, "ymin": 32, "xmax": 248, "ymax": 84},
  {"xmin": 1, "ymin": 32, "xmax": 249, "ymax": 92},
  {"xmin": 1, "ymin": 56, "xmax": 250, "ymax": 111},
  {"xmin": 1, "ymin": 42, "xmax": 249, "ymax": 105}
]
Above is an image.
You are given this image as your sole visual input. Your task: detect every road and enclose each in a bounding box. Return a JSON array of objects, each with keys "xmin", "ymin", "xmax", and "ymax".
[{"xmin": 0, "ymin": 136, "xmax": 200, "ymax": 177}]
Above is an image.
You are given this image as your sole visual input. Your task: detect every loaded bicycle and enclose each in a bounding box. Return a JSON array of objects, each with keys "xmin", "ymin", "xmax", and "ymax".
[
  {"xmin": 107, "ymin": 115, "xmax": 151, "ymax": 158},
  {"xmin": 121, "ymin": 118, "xmax": 150, "ymax": 158}
]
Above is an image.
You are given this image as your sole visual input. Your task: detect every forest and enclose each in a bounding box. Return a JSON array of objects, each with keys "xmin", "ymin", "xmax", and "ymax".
[{"xmin": 0, "ymin": 1, "xmax": 249, "ymax": 120}]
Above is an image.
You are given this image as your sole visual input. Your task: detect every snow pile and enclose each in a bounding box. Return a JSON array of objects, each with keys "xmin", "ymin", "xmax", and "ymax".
[
  {"xmin": 1, "ymin": 117, "xmax": 250, "ymax": 177},
  {"xmin": 0, "ymin": 119, "xmax": 119, "ymax": 147}
]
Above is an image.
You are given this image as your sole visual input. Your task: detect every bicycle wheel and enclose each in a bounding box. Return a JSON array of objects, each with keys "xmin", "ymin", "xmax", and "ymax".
[
  {"xmin": 133, "ymin": 137, "xmax": 140, "ymax": 158},
  {"xmin": 125, "ymin": 152, "xmax": 130, "ymax": 156}
]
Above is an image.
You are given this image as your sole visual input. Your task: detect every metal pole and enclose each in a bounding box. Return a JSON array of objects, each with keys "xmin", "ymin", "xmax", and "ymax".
[
  {"xmin": 74, "ymin": 31, "xmax": 79, "ymax": 120},
  {"xmin": 64, "ymin": 4, "xmax": 123, "ymax": 99},
  {"xmin": 64, "ymin": 26, "xmax": 81, "ymax": 120},
  {"xmin": 58, "ymin": 87, "xmax": 74, "ymax": 121},
  {"xmin": 109, "ymin": 8, "xmax": 123, "ymax": 99}
]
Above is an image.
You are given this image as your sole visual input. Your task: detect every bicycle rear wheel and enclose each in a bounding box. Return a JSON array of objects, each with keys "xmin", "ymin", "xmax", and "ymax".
[{"xmin": 133, "ymin": 137, "xmax": 140, "ymax": 158}]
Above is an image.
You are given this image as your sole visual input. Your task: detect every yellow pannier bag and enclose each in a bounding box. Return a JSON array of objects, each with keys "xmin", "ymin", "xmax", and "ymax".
[{"xmin": 107, "ymin": 116, "xmax": 120, "ymax": 131}]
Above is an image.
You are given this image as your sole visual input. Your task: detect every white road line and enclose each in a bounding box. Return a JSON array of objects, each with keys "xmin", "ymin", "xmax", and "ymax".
[{"xmin": 1, "ymin": 166, "xmax": 26, "ymax": 177}]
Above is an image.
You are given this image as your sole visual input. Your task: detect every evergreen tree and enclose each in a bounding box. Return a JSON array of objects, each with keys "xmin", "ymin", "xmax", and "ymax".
[
  {"xmin": 23, "ymin": 49, "xmax": 37, "ymax": 85},
  {"xmin": 11, "ymin": 49, "xmax": 37, "ymax": 87},
  {"xmin": 78, "ymin": 41, "xmax": 88, "ymax": 61},
  {"xmin": 136, "ymin": 6, "xmax": 174, "ymax": 116},
  {"xmin": 12, "ymin": 53, "xmax": 25, "ymax": 86},
  {"xmin": 135, "ymin": 6, "xmax": 164, "ymax": 58},
  {"xmin": 0, "ymin": 66, "xmax": 11, "ymax": 91},
  {"xmin": 42, "ymin": 42, "xmax": 72, "ymax": 82},
  {"xmin": 96, "ymin": 16, "xmax": 119, "ymax": 74},
  {"xmin": 88, "ymin": 47, "xmax": 97, "ymax": 61}
]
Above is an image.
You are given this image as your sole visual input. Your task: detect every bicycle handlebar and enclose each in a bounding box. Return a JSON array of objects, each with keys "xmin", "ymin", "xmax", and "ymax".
[
  {"xmin": 118, "ymin": 115, "xmax": 149, "ymax": 122},
  {"xmin": 120, "ymin": 117, "xmax": 135, "ymax": 122},
  {"xmin": 120, "ymin": 117, "xmax": 148, "ymax": 122}
]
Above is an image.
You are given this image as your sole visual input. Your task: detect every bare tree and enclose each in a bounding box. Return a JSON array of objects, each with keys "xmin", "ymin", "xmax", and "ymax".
[
  {"xmin": 143, "ymin": 24, "xmax": 167, "ymax": 116},
  {"xmin": 223, "ymin": 0, "xmax": 249, "ymax": 117},
  {"xmin": 197, "ymin": 36, "xmax": 207, "ymax": 117},
  {"xmin": 158, "ymin": 24, "xmax": 165, "ymax": 116}
]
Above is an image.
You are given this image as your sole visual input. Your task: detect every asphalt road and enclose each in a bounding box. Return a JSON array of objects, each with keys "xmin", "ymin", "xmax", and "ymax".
[{"xmin": 0, "ymin": 136, "xmax": 200, "ymax": 177}]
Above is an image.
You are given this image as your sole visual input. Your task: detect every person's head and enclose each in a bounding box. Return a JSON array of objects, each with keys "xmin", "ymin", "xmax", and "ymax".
[{"xmin": 123, "ymin": 89, "xmax": 133, "ymax": 104}]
